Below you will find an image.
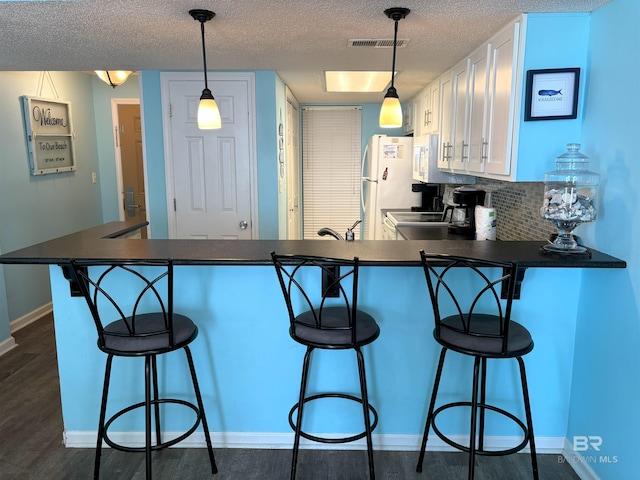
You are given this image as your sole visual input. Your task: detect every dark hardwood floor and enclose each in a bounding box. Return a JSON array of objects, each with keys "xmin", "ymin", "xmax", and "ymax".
[{"xmin": 0, "ymin": 315, "xmax": 580, "ymax": 479}]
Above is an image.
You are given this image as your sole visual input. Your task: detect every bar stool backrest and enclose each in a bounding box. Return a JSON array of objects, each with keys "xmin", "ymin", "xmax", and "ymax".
[
  {"xmin": 419, "ymin": 251, "xmax": 519, "ymax": 356},
  {"xmin": 271, "ymin": 253, "xmax": 360, "ymax": 346},
  {"xmin": 69, "ymin": 260, "xmax": 177, "ymax": 352}
]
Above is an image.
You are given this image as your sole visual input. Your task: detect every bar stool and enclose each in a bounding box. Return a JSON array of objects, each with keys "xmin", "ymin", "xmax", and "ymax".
[
  {"xmin": 271, "ymin": 253, "xmax": 380, "ymax": 480},
  {"xmin": 415, "ymin": 251, "xmax": 538, "ymax": 480},
  {"xmin": 69, "ymin": 260, "xmax": 217, "ymax": 480}
]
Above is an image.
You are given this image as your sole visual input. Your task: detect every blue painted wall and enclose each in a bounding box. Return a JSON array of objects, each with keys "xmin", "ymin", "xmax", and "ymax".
[
  {"xmin": 0, "ymin": 72, "xmax": 104, "ymax": 327},
  {"xmin": 90, "ymin": 75, "xmax": 141, "ymax": 223},
  {"xmin": 567, "ymin": 1, "xmax": 640, "ymax": 478},
  {"xmin": 516, "ymin": 14, "xmax": 590, "ymax": 180},
  {"xmin": 50, "ymin": 262, "xmax": 581, "ymax": 442}
]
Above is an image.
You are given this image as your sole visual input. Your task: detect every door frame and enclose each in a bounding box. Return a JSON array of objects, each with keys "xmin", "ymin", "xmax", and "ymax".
[
  {"xmin": 285, "ymin": 87, "xmax": 301, "ymax": 239},
  {"xmin": 159, "ymin": 71, "xmax": 259, "ymax": 239},
  {"xmin": 111, "ymin": 98, "xmax": 146, "ymax": 222}
]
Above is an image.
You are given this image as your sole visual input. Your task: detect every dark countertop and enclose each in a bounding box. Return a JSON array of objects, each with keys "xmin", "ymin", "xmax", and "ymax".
[{"xmin": 0, "ymin": 221, "xmax": 627, "ymax": 269}]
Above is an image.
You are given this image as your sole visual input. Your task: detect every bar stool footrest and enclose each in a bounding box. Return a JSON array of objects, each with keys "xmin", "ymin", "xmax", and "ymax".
[
  {"xmin": 103, "ymin": 398, "xmax": 202, "ymax": 453},
  {"xmin": 431, "ymin": 401, "xmax": 530, "ymax": 456},
  {"xmin": 289, "ymin": 393, "xmax": 378, "ymax": 444}
]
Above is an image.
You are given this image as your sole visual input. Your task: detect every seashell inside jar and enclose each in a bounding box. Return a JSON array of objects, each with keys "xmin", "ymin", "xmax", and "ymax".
[{"xmin": 540, "ymin": 144, "xmax": 600, "ymax": 253}]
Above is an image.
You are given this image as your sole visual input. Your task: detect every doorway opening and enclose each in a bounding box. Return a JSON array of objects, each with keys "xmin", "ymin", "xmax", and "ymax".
[{"xmin": 112, "ymin": 99, "xmax": 148, "ymax": 238}]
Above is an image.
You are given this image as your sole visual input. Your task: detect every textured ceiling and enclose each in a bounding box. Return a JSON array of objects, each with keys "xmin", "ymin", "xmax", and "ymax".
[{"xmin": 0, "ymin": 0, "xmax": 610, "ymax": 103}]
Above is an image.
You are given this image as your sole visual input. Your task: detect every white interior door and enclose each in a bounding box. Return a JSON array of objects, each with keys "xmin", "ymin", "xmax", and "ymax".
[{"xmin": 162, "ymin": 73, "xmax": 257, "ymax": 239}]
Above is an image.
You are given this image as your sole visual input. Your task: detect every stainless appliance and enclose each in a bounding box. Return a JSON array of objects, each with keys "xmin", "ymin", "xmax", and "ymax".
[
  {"xmin": 383, "ymin": 211, "xmax": 449, "ymax": 240},
  {"xmin": 361, "ymin": 135, "xmax": 419, "ymax": 240},
  {"xmin": 442, "ymin": 187, "xmax": 486, "ymax": 234}
]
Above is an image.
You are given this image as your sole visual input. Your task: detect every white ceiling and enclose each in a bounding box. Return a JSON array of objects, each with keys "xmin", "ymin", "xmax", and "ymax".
[{"xmin": 0, "ymin": 0, "xmax": 610, "ymax": 103}]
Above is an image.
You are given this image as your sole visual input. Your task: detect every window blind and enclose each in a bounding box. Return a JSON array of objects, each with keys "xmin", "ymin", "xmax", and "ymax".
[{"xmin": 302, "ymin": 107, "xmax": 362, "ymax": 240}]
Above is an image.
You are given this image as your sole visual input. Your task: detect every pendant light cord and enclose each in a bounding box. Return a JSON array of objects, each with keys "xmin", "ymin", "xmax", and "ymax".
[
  {"xmin": 390, "ymin": 19, "xmax": 399, "ymax": 89},
  {"xmin": 199, "ymin": 20, "xmax": 209, "ymax": 89}
]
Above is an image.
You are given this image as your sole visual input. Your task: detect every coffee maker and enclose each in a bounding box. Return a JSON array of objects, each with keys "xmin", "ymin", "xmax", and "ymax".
[
  {"xmin": 411, "ymin": 183, "xmax": 443, "ymax": 212},
  {"xmin": 442, "ymin": 187, "xmax": 486, "ymax": 234}
]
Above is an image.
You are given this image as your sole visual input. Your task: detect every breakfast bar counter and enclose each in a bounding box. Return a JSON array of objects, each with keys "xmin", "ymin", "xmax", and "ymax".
[
  {"xmin": 0, "ymin": 221, "xmax": 626, "ymax": 269},
  {"xmin": 0, "ymin": 221, "xmax": 627, "ymax": 456}
]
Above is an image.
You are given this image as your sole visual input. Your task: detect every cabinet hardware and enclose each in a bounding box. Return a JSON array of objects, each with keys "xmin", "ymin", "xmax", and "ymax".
[{"xmin": 460, "ymin": 141, "xmax": 469, "ymax": 161}]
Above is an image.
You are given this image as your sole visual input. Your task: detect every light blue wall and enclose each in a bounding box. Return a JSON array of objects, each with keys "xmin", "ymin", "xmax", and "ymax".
[
  {"xmin": 567, "ymin": 1, "xmax": 640, "ymax": 478},
  {"xmin": 50, "ymin": 263, "xmax": 580, "ymax": 441},
  {"xmin": 139, "ymin": 71, "xmax": 168, "ymax": 239},
  {"xmin": 255, "ymin": 71, "xmax": 280, "ymax": 239},
  {"xmin": 0, "ymin": 72, "xmax": 104, "ymax": 328},
  {"xmin": 90, "ymin": 76, "xmax": 141, "ymax": 223},
  {"xmin": 516, "ymin": 14, "xmax": 590, "ymax": 181}
]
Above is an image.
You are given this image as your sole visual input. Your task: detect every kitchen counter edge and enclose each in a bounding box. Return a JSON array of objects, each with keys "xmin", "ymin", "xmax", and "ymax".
[{"xmin": 0, "ymin": 221, "xmax": 627, "ymax": 269}]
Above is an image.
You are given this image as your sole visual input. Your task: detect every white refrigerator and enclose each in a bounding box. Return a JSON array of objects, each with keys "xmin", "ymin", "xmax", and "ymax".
[{"xmin": 361, "ymin": 134, "xmax": 420, "ymax": 239}]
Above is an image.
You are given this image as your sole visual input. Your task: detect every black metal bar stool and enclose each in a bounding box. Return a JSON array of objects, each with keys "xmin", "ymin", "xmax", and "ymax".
[
  {"xmin": 415, "ymin": 251, "xmax": 538, "ymax": 480},
  {"xmin": 271, "ymin": 253, "xmax": 380, "ymax": 480},
  {"xmin": 69, "ymin": 260, "xmax": 217, "ymax": 480}
]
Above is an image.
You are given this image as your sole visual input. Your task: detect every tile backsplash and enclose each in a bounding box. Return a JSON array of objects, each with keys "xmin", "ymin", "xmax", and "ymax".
[{"xmin": 474, "ymin": 179, "xmax": 555, "ymax": 241}]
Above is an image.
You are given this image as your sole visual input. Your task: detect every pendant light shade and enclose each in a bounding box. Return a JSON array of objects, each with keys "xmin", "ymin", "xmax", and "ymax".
[
  {"xmin": 379, "ymin": 86, "xmax": 403, "ymax": 128},
  {"xmin": 190, "ymin": 9, "xmax": 222, "ymax": 130},
  {"xmin": 95, "ymin": 70, "xmax": 133, "ymax": 88},
  {"xmin": 198, "ymin": 88, "xmax": 222, "ymax": 129},
  {"xmin": 379, "ymin": 8, "xmax": 410, "ymax": 128}
]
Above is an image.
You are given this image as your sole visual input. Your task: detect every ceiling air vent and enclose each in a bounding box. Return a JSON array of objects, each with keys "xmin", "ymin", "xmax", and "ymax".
[{"xmin": 348, "ymin": 38, "xmax": 409, "ymax": 48}]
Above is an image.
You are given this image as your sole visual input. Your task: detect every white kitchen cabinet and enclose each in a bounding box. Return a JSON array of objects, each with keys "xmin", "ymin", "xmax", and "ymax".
[
  {"xmin": 420, "ymin": 80, "xmax": 440, "ymax": 134},
  {"xmin": 411, "ymin": 92, "xmax": 423, "ymax": 136},
  {"xmin": 436, "ymin": 15, "xmax": 524, "ymax": 180},
  {"xmin": 450, "ymin": 58, "xmax": 470, "ymax": 172},
  {"xmin": 466, "ymin": 44, "xmax": 491, "ymax": 174},
  {"xmin": 438, "ymin": 70, "xmax": 454, "ymax": 170},
  {"xmin": 484, "ymin": 20, "xmax": 521, "ymax": 176},
  {"xmin": 402, "ymin": 99, "xmax": 414, "ymax": 134}
]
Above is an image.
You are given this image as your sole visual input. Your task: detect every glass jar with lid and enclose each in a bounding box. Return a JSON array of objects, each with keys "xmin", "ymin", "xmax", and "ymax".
[{"xmin": 540, "ymin": 143, "xmax": 600, "ymax": 253}]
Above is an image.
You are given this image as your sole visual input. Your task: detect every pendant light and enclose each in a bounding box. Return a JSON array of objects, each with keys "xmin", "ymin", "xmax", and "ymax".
[
  {"xmin": 95, "ymin": 71, "xmax": 133, "ymax": 88},
  {"xmin": 379, "ymin": 7, "xmax": 410, "ymax": 128},
  {"xmin": 189, "ymin": 9, "xmax": 222, "ymax": 130}
]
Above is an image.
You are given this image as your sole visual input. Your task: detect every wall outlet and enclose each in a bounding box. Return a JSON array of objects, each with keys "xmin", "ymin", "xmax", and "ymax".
[{"xmin": 91, "ymin": 172, "xmax": 97, "ymax": 184}]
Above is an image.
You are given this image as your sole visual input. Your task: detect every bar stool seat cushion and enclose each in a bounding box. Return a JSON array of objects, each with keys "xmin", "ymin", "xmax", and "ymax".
[
  {"xmin": 437, "ymin": 314, "xmax": 533, "ymax": 357},
  {"xmin": 292, "ymin": 306, "xmax": 380, "ymax": 348},
  {"xmin": 102, "ymin": 313, "xmax": 198, "ymax": 354}
]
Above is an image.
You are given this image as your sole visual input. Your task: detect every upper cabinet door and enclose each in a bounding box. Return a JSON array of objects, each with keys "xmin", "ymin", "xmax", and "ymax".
[
  {"xmin": 438, "ymin": 70, "xmax": 454, "ymax": 171},
  {"xmin": 466, "ymin": 44, "xmax": 491, "ymax": 174},
  {"xmin": 450, "ymin": 58, "xmax": 470, "ymax": 172},
  {"xmin": 485, "ymin": 20, "xmax": 520, "ymax": 176},
  {"xmin": 420, "ymin": 81, "xmax": 440, "ymax": 134}
]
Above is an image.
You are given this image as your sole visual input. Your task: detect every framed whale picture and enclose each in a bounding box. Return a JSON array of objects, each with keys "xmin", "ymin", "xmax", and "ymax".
[{"xmin": 524, "ymin": 68, "xmax": 580, "ymax": 121}]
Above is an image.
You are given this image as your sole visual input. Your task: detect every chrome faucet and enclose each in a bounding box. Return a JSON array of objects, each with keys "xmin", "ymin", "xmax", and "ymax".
[
  {"xmin": 345, "ymin": 220, "xmax": 362, "ymax": 241},
  {"xmin": 317, "ymin": 228, "xmax": 344, "ymax": 241},
  {"xmin": 317, "ymin": 220, "xmax": 362, "ymax": 241}
]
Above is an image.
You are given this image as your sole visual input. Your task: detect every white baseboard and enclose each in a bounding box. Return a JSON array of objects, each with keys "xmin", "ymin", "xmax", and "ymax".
[
  {"xmin": 10, "ymin": 302, "xmax": 52, "ymax": 333},
  {"xmin": 0, "ymin": 335, "xmax": 17, "ymax": 356},
  {"xmin": 63, "ymin": 430, "xmax": 565, "ymax": 453},
  {"xmin": 561, "ymin": 437, "xmax": 600, "ymax": 480}
]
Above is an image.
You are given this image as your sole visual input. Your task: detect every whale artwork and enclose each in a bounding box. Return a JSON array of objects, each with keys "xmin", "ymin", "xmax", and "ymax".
[{"xmin": 538, "ymin": 89, "xmax": 563, "ymax": 97}]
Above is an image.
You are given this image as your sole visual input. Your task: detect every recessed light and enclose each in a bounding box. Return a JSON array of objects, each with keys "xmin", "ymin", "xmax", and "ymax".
[{"xmin": 324, "ymin": 71, "xmax": 396, "ymax": 93}]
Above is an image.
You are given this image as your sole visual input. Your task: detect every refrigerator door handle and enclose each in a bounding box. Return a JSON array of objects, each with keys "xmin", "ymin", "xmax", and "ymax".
[
  {"xmin": 360, "ymin": 143, "xmax": 369, "ymax": 181},
  {"xmin": 361, "ymin": 143, "xmax": 370, "ymax": 213}
]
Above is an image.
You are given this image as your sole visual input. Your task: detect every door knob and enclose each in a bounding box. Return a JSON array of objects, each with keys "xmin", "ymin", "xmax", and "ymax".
[{"xmin": 239, "ymin": 220, "xmax": 248, "ymax": 230}]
